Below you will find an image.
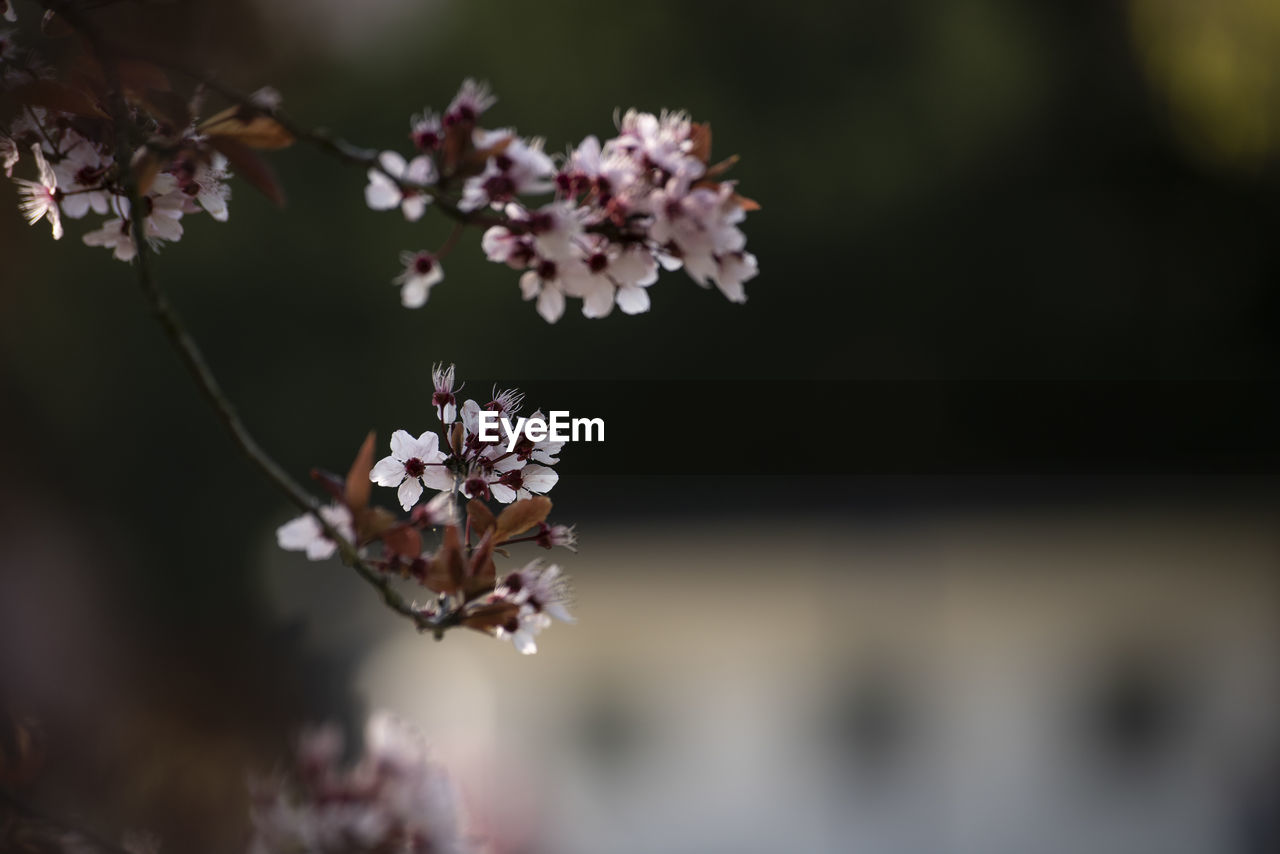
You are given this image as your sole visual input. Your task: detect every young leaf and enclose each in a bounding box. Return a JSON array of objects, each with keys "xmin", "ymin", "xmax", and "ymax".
[
  {"xmin": 344, "ymin": 431, "xmax": 376, "ymax": 513},
  {"xmin": 198, "ymin": 106, "xmax": 294, "ymax": 149},
  {"xmin": 493, "ymin": 496, "xmax": 552, "ymax": 543},
  {"xmin": 206, "ymin": 135, "xmax": 286, "ymax": 207}
]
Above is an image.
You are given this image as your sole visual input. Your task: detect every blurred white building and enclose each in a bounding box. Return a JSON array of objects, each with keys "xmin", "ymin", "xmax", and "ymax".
[{"xmin": 269, "ymin": 505, "xmax": 1280, "ymax": 854}]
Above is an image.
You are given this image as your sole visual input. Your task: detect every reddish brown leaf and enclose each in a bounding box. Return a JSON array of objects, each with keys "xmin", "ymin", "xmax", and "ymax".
[
  {"xmin": 131, "ymin": 148, "xmax": 160, "ymax": 197},
  {"xmin": 382, "ymin": 526, "xmax": 422, "ymax": 560},
  {"xmin": 704, "ymin": 154, "xmax": 739, "ymax": 179},
  {"xmin": 356, "ymin": 506, "xmax": 398, "ymax": 542},
  {"xmin": 733, "ymin": 193, "xmax": 761, "ymax": 212},
  {"xmin": 198, "ymin": 106, "xmax": 294, "ymax": 149},
  {"xmin": 429, "ymin": 524, "xmax": 466, "ymax": 596},
  {"xmin": 465, "ymin": 530, "xmax": 497, "ymax": 598},
  {"xmin": 7, "ymin": 81, "xmax": 106, "ymax": 118},
  {"xmin": 459, "ymin": 600, "xmax": 519, "ymax": 633},
  {"xmin": 206, "ymin": 135, "xmax": 286, "ymax": 207},
  {"xmin": 494, "ymin": 496, "xmax": 552, "ymax": 543},
  {"xmin": 467, "ymin": 499, "xmax": 496, "ymax": 540},
  {"xmin": 689, "ymin": 122, "xmax": 713, "ymax": 164},
  {"xmin": 345, "ymin": 431, "xmax": 376, "ymax": 514}
]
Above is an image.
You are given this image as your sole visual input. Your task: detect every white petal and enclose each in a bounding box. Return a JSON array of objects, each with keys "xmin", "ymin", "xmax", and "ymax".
[
  {"xmin": 408, "ymin": 431, "xmax": 444, "ymax": 462},
  {"xmin": 397, "ymin": 476, "xmax": 424, "ymax": 510},
  {"xmin": 400, "ymin": 279, "xmax": 428, "ymax": 308},
  {"xmin": 580, "ymin": 282, "xmax": 615, "ymax": 318},
  {"xmin": 490, "ymin": 483, "xmax": 517, "ymax": 504},
  {"xmin": 520, "ymin": 464, "xmax": 558, "ymax": 494},
  {"xmin": 370, "ymin": 456, "xmax": 406, "ymax": 486},
  {"xmin": 389, "ymin": 429, "xmax": 416, "ymax": 460},
  {"xmin": 421, "ymin": 466, "xmax": 455, "ymax": 492},
  {"xmin": 365, "ymin": 172, "xmax": 400, "ymax": 210},
  {"xmin": 401, "ymin": 195, "xmax": 427, "ymax": 222},
  {"xmin": 519, "ymin": 271, "xmax": 541, "ymax": 300},
  {"xmin": 277, "ymin": 514, "xmax": 321, "ymax": 550},
  {"xmin": 616, "ymin": 284, "xmax": 650, "ymax": 315},
  {"xmin": 536, "ymin": 287, "xmax": 565, "ymax": 323}
]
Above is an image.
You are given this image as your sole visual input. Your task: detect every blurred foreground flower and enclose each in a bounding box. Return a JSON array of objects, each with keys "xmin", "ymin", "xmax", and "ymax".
[{"xmin": 248, "ymin": 712, "xmax": 465, "ymax": 854}]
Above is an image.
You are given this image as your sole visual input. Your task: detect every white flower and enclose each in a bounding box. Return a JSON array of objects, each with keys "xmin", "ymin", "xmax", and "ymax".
[
  {"xmin": 505, "ymin": 408, "xmax": 563, "ymax": 465},
  {"xmin": 82, "ymin": 218, "xmax": 137, "ymax": 261},
  {"xmin": 1, "ymin": 1, "xmax": 14, "ymax": 23},
  {"xmin": 14, "ymin": 144, "xmax": 62, "ymax": 239},
  {"xmin": 431, "ymin": 362, "xmax": 460, "ymax": 423},
  {"xmin": 444, "ymin": 78, "xmax": 496, "ymax": 126},
  {"xmin": 537, "ymin": 523, "xmax": 578, "ymax": 551},
  {"xmin": 490, "ymin": 461, "xmax": 557, "ymax": 504},
  {"xmin": 578, "ymin": 238, "xmax": 659, "ymax": 318},
  {"xmin": 480, "ymin": 224, "xmax": 536, "ymax": 269},
  {"xmin": 174, "ymin": 152, "xmax": 232, "ymax": 222},
  {"xmin": 565, "ymin": 134, "xmax": 640, "ymax": 199},
  {"xmin": 276, "ymin": 503, "xmax": 354, "ymax": 561},
  {"xmin": 616, "ymin": 108, "xmax": 704, "ymax": 179},
  {"xmin": 52, "ymin": 138, "xmax": 111, "ymax": 219},
  {"xmin": 495, "ymin": 561, "xmax": 574, "ymax": 653},
  {"xmin": 519, "ymin": 256, "xmax": 587, "ymax": 323},
  {"xmin": 410, "ymin": 109, "xmax": 443, "ymax": 151},
  {"xmin": 517, "ymin": 200, "xmax": 587, "ymax": 262},
  {"xmin": 365, "ymin": 150, "xmax": 436, "ymax": 221},
  {"xmin": 393, "ymin": 250, "xmax": 444, "ymax": 308},
  {"xmin": 711, "ymin": 251, "xmax": 758, "ymax": 304},
  {"xmin": 458, "ymin": 130, "xmax": 554, "ymax": 211},
  {"xmin": 370, "ymin": 429, "xmax": 452, "ymax": 510}
]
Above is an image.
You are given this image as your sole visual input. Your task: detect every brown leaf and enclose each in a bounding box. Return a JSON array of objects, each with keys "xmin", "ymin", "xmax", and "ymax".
[
  {"xmin": 467, "ymin": 499, "xmax": 496, "ymax": 540},
  {"xmin": 356, "ymin": 506, "xmax": 398, "ymax": 542},
  {"xmin": 493, "ymin": 496, "xmax": 552, "ymax": 543},
  {"xmin": 130, "ymin": 148, "xmax": 160, "ymax": 197},
  {"xmin": 733, "ymin": 192, "xmax": 761, "ymax": 212},
  {"xmin": 7, "ymin": 81, "xmax": 107, "ymax": 118},
  {"xmin": 198, "ymin": 106, "xmax": 294, "ymax": 149},
  {"xmin": 704, "ymin": 154, "xmax": 739, "ymax": 179},
  {"xmin": 206, "ymin": 134, "xmax": 286, "ymax": 207},
  {"xmin": 465, "ymin": 530, "xmax": 497, "ymax": 598},
  {"xmin": 382, "ymin": 525, "xmax": 422, "ymax": 560},
  {"xmin": 689, "ymin": 122, "xmax": 713, "ymax": 164},
  {"xmin": 138, "ymin": 89, "xmax": 194, "ymax": 130},
  {"xmin": 345, "ymin": 431, "xmax": 376, "ymax": 513},
  {"xmin": 428, "ymin": 524, "xmax": 466, "ymax": 596},
  {"xmin": 459, "ymin": 600, "xmax": 519, "ymax": 633}
]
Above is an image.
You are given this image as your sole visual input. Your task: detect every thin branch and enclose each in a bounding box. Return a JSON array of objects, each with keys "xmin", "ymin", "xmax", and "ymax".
[{"xmin": 42, "ymin": 0, "xmax": 440, "ymax": 636}]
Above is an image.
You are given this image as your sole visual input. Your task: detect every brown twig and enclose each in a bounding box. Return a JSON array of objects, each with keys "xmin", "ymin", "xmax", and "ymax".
[{"xmin": 40, "ymin": 0, "xmax": 445, "ymax": 636}]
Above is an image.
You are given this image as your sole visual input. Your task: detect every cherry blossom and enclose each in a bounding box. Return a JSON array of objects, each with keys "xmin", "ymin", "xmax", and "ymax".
[
  {"xmin": 431, "ymin": 362, "xmax": 460, "ymax": 423},
  {"xmin": 364, "ymin": 150, "xmax": 436, "ymax": 220},
  {"xmin": 276, "ymin": 503, "xmax": 356, "ymax": 561},
  {"xmin": 15, "ymin": 144, "xmax": 61, "ymax": 239},
  {"xmin": 393, "ymin": 250, "xmax": 444, "ymax": 308},
  {"xmin": 370, "ymin": 429, "xmax": 452, "ymax": 510}
]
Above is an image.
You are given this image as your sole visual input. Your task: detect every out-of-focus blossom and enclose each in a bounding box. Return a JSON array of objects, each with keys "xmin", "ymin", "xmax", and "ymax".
[
  {"xmin": 14, "ymin": 144, "xmax": 61, "ymax": 239},
  {"xmin": 365, "ymin": 150, "xmax": 436, "ymax": 220},
  {"xmin": 248, "ymin": 712, "xmax": 465, "ymax": 854},
  {"xmin": 394, "ymin": 250, "xmax": 444, "ymax": 308},
  {"xmin": 276, "ymin": 503, "xmax": 355, "ymax": 561}
]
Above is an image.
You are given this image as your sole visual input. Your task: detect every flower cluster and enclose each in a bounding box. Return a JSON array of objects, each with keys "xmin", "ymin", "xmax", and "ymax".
[
  {"xmin": 2, "ymin": 30, "xmax": 290, "ymax": 260},
  {"xmin": 276, "ymin": 365, "xmax": 576, "ymax": 654},
  {"xmin": 368, "ymin": 79, "xmax": 759, "ymax": 321},
  {"xmin": 248, "ymin": 712, "xmax": 466, "ymax": 854}
]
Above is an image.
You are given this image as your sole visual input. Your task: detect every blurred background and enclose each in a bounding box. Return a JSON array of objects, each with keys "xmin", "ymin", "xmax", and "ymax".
[{"xmin": 2, "ymin": 0, "xmax": 1279, "ymax": 852}]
